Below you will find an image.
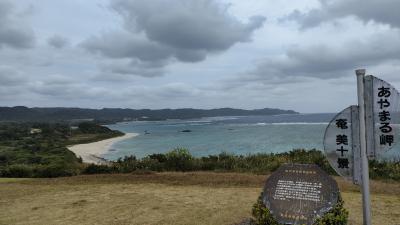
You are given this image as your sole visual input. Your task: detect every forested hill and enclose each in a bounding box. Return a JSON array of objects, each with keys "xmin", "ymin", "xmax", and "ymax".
[{"xmin": 0, "ymin": 106, "xmax": 298, "ymax": 122}]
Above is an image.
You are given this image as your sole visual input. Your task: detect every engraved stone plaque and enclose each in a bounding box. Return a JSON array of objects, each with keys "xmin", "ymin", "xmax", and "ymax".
[{"xmin": 263, "ymin": 164, "xmax": 339, "ymax": 225}]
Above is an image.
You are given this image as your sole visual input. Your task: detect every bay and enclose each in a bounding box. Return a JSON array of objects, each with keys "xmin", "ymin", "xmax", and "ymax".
[{"xmin": 104, "ymin": 114, "xmax": 334, "ymax": 160}]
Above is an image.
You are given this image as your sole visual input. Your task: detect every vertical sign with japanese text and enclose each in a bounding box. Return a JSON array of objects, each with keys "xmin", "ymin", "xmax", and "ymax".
[
  {"xmin": 365, "ymin": 75, "xmax": 400, "ymax": 158},
  {"xmin": 323, "ymin": 106, "xmax": 361, "ymax": 184},
  {"xmin": 325, "ymin": 75, "xmax": 400, "ymax": 185}
]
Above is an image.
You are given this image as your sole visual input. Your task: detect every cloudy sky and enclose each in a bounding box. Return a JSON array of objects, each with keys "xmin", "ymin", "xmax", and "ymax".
[{"xmin": 1, "ymin": 0, "xmax": 400, "ymax": 113}]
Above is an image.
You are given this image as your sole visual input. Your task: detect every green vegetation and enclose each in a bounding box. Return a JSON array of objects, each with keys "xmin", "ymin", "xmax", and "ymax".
[
  {"xmin": 251, "ymin": 192, "xmax": 348, "ymax": 225},
  {"xmin": 67, "ymin": 122, "xmax": 124, "ymax": 145},
  {"xmin": 83, "ymin": 148, "xmax": 333, "ymax": 174},
  {"xmin": 369, "ymin": 159, "xmax": 400, "ymax": 180},
  {"xmin": 314, "ymin": 195, "xmax": 348, "ymax": 225},
  {"xmin": 251, "ymin": 194, "xmax": 280, "ymax": 225},
  {"xmin": 1, "ymin": 122, "xmax": 399, "ymax": 181},
  {"xmin": 0, "ymin": 122, "xmax": 123, "ymax": 178},
  {"xmin": 83, "ymin": 148, "xmax": 400, "ymax": 181}
]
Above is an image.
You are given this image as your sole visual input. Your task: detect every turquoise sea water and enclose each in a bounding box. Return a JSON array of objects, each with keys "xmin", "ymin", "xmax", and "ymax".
[{"xmin": 104, "ymin": 114, "xmax": 335, "ymax": 160}]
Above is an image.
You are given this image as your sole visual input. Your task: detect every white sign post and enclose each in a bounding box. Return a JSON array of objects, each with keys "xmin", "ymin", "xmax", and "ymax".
[
  {"xmin": 324, "ymin": 69, "xmax": 400, "ymax": 225},
  {"xmin": 356, "ymin": 69, "xmax": 372, "ymax": 225}
]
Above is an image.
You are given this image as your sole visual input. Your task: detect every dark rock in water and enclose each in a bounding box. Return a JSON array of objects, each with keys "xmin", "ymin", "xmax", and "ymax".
[
  {"xmin": 181, "ymin": 129, "xmax": 192, "ymax": 132},
  {"xmin": 109, "ymin": 149, "xmax": 116, "ymax": 152}
]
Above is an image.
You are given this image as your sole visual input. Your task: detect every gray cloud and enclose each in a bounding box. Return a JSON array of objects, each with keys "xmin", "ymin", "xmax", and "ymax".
[
  {"xmin": 82, "ymin": 31, "xmax": 210, "ymax": 63},
  {"xmin": 81, "ymin": 0, "xmax": 265, "ymax": 77},
  {"xmin": 244, "ymin": 31, "xmax": 400, "ymax": 81},
  {"xmin": 0, "ymin": 66, "xmax": 27, "ymax": 86},
  {"xmin": 82, "ymin": 32, "xmax": 172, "ymax": 62},
  {"xmin": 156, "ymin": 82, "xmax": 201, "ymax": 98},
  {"xmin": 112, "ymin": 0, "xmax": 265, "ymax": 51},
  {"xmin": 47, "ymin": 35, "xmax": 69, "ymax": 49},
  {"xmin": 94, "ymin": 59, "xmax": 166, "ymax": 80},
  {"xmin": 285, "ymin": 0, "xmax": 400, "ymax": 29},
  {"xmin": 28, "ymin": 79, "xmax": 107, "ymax": 99},
  {"xmin": 6, "ymin": 0, "xmax": 395, "ymax": 112},
  {"xmin": 0, "ymin": 1, "xmax": 35, "ymax": 49}
]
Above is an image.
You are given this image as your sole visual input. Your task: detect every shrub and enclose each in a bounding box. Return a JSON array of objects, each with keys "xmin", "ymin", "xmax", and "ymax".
[
  {"xmin": 83, "ymin": 164, "xmax": 113, "ymax": 174},
  {"xmin": 100, "ymin": 149, "xmax": 399, "ymax": 181},
  {"xmin": 2, "ymin": 164, "xmax": 33, "ymax": 178},
  {"xmin": 165, "ymin": 148, "xmax": 194, "ymax": 171},
  {"xmin": 251, "ymin": 194, "xmax": 279, "ymax": 225},
  {"xmin": 199, "ymin": 155, "xmax": 218, "ymax": 170},
  {"xmin": 314, "ymin": 195, "xmax": 348, "ymax": 225},
  {"xmin": 217, "ymin": 152, "xmax": 236, "ymax": 170},
  {"xmin": 369, "ymin": 160, "xmax": 400, "ymax": 180},
  {"xmin": 148, "ymin": 153, "xmax": 167, "ymax": 163},
  {"xmin": 284, "ymin": 149, "xmax": 336, "ymax": 175},
  {"xmin": 251, "ymin": 192, "xmax": 348, "ymax": 225},
  {"xmin": 115, "ymin": 155, "xmax": 138, "ymax": 173},
  {"xmin": 0, "ymin": 154, "xmax": 9, "ymax": 164},
  {"xmin": 34, "ymin": 163, "xmax": 79, "ymax": 178}
]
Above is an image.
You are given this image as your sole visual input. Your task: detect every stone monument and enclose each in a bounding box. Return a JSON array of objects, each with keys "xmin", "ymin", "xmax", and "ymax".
[{"xmin": 263, "ymin": 164, "xmax": 339, "ymax": 225}]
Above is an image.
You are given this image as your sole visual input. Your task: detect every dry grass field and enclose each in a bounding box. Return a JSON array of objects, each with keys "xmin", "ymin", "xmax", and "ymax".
[{"xmin": 0, "ymin": 172, "xmax": 399, "ymax": 225}]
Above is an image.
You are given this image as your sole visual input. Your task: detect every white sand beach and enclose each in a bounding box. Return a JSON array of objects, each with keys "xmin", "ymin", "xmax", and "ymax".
[{"xmin": 68, "ymin": 133, "xmax": 139, "ymax": 164}]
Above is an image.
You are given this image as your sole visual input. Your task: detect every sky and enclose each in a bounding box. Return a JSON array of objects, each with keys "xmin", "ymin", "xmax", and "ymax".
[{"xmin": 1, "ymin": 0, "xmax": 400, "ymax": 113}]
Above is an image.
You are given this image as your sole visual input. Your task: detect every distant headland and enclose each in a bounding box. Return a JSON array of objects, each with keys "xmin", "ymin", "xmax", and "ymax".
[{"xmin": 0, "ymin": 106, "xmax": 298, "ymax": 123}]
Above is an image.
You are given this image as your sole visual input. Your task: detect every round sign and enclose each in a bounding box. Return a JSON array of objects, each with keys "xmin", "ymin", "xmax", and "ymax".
[{"xmin": 263, "ymin": 164, "xmax": 339, "ymax": 225}]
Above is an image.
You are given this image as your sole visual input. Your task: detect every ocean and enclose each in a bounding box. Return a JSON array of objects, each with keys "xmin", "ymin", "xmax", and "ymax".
[{"xmin": 104, "ymin": 113, "xmax": 337, "ymax": 160}]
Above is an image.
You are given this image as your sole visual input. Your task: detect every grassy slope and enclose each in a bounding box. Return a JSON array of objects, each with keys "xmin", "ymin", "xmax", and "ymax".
[{"xmin": 0, "ymin": 172, "xmax": 399, "ymax": 225}]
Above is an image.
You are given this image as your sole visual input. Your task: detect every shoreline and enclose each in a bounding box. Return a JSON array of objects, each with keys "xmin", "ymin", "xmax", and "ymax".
[{"xmin": 68, "ymin": 133, "xmax": 139, "ymax": 165}]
